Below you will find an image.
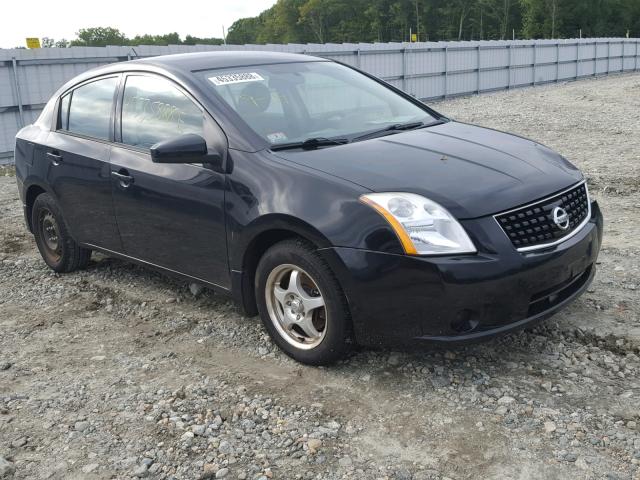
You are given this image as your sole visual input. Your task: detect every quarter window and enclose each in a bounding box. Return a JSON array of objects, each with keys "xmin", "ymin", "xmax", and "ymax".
[
  {"xmin": 121, "ymin": 75, "xmax": 204, "ymax": 149},
  {"xmin": 59, "ymin": 93, "xmax": 70, "ymax": 130},
  {"xmin": 65, "ymin": 77, "xmax": 118, "ymax": 140}
]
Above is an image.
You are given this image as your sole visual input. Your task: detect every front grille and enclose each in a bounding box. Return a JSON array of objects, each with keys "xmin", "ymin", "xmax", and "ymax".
[{"xmin": 495, "ymin": 182, "xmax": 590, "ymax": 251}]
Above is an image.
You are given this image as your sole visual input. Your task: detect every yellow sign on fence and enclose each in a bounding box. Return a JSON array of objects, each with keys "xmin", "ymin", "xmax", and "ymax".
[
  {"xmin": 26, "ymin": 38, "xmax": 41, "ymax": 49},
  {"xmin": 411, "ymin": 33, "xmax": 417, "ymax": 42}
]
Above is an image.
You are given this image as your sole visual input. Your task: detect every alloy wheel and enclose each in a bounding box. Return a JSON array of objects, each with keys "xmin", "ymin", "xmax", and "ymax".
[{"xmin": 265, "ymin": 264, "xmax": 328, "ymax": 350}]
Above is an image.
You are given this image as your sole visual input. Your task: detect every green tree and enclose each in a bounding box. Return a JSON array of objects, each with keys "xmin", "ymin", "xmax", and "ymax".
[
  {"xmin": 226, "ymin": 17, "xmax": 263, "ymax": 44},
  {"xmin": 521, "ymin": 0, "xmax": 554, "ymax": 38},
  {"xmin": 261, "ymin": 0, "xmax": 309, "ymax": 43},
  {"xmin": 66, "ymin": 28, "xmax": 225, "ymax": 47},
  {"xmin": 299, "ymin": 0, "xmax": 329, "ymax": 42},
  {"xmin": 63, "ymin": 1, "xmax": 635, "ymax": 48},
  {"xmin": 183, "ymin": 35, "xmax": 225, "ymax": 45},
  {"xmin": 70, "ymin": 27, "xmax": 128, "ymax": 47},
  {"xmin": 129, "ymin": 32, "xmax": 182, "ymax": 46}
]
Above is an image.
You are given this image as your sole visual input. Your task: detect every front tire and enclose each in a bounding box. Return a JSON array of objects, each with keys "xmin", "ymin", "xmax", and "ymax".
[
  {"xmin": 255, "ymin": 239, "xmax": 352, "ymax": 365},
  {"xmin": 32, "ymin": 193, "xmax": 91, "ymax": 273}
]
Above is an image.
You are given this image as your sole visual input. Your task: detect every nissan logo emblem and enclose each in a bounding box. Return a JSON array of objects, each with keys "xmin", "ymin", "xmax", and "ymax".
[{"xmin": 552, "ymin": 206, "xmax": 570, "ymax": 230}]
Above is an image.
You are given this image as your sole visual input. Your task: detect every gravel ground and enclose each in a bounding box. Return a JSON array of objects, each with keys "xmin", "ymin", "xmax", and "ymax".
[{"xmin": 1, "ymin": 74, "xmax": 639, "ymax": 480}]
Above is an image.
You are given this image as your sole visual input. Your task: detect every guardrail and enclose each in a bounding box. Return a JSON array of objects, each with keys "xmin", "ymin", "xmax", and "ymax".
[{"xmin": 1, "ymin": 38, "xmax": 639, "ymax": 159}]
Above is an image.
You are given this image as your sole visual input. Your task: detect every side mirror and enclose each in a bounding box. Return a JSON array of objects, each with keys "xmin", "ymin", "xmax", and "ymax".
[{"xmin": 150, "ymin": 134, "xmax": 221, "ymax": 165}]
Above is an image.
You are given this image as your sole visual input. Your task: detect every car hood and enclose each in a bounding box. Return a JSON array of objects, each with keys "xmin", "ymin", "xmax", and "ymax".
[{"xmin": 273, "ymin": 121, "xmax": 583, "ymax": 219}]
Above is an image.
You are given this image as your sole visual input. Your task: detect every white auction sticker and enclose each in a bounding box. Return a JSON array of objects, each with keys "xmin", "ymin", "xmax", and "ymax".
[
  {"xmin": 267, "ymin": 132, "xmax": 288, "ymax": 142},
  {"xmin": 208, "ymin": 72, "xmax": 264, "ymax": 86}
]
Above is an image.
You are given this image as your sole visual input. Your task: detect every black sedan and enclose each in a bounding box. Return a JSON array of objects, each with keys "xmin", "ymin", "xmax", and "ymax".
[{"xmin": 14, "ymin": 51, "xmax": 603, "ymax": 365}]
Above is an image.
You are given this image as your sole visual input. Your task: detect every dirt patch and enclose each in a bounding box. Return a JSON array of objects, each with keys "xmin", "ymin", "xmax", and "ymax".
[{"xmin": 0, "ymin": 165, "xmax": 15, "ymax": 177}]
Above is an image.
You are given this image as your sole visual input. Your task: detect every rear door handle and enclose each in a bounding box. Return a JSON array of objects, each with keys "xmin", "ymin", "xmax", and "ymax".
[
  {"xmin": 111, "ymin": 170, "xmax": 134, "ymax": 188},
  {"xmin": 47, "ymin": 152, "xmax": 63, "ymax": 166}
]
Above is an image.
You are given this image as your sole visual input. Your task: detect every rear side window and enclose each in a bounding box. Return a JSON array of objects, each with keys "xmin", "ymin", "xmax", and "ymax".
[
  {"xmin": 65, "ymin": 77, "xmax": 118, "ymax": 140},
  {"xmin": 121, "ymin": 75, "xmax": 204, "ymax": 149}
]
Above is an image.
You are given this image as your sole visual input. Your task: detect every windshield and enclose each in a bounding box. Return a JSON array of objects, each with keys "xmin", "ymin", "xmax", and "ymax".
[{"xmin": 201, "ymin": 61, "xmax": 437, "ymax": 146}]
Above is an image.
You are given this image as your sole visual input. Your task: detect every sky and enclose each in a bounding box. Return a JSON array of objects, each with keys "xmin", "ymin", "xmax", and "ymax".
[{"xmin": 0, "ymin": 0, "xmax": 276, "ymax": 48}]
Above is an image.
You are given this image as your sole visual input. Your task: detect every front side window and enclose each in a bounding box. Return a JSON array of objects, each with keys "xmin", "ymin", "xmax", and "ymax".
[
  {"xmin": 202, "ymin": 61, "xmax": 436, "ymax": 146},
  {"xmin": 66, "ymin": 77, "xmax": 118, "ymax": 140},
  {"xmin": 121, "ymin": 75, "xmax": 204, "ymax": 149}
]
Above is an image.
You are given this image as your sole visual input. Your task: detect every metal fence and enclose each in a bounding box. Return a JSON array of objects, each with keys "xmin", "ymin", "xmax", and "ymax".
[{"xmin": 1, "ymin": 38, "xmax": 639, "ymax": 160}]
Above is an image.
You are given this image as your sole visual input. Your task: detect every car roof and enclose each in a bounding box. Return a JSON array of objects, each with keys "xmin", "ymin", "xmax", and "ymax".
[
  {"xmin": 129, "ymin": 51, "xmax": 324, "ymax": 72},
  {"xmin": 54, "ymin": 51, "xmax": 328, "ymax": 102}
]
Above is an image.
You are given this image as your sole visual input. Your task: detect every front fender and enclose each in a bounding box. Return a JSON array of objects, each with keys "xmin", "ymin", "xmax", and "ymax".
[
  {"xmin": 230, "ymin": 213, "xmax": 332, "ymax": 270},
  {"xmin": 224, "ymin": 150, "xmax": 405, "ymax": 314},
  {"xmin": 225, "ymin": 150, "xmax": 404, "ymax": 270}
]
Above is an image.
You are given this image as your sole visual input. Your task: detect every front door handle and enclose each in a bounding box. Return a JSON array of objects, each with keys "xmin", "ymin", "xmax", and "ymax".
[
  {"xmin": 47, "ymin": 151, "xmax": 63, "ymax": 166},
  {"xmin": 111, "ymin": 170, "xmax": 134, "ymax": 188}
]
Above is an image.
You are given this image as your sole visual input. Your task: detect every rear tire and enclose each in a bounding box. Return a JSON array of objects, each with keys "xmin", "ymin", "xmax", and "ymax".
[
  {"xmin": 32, "ymin": 193, "xmax": 91, "ymax": 273},
  {"xmin": 255, "ymin": 238, "xmax": 352, "ymax": 365}
]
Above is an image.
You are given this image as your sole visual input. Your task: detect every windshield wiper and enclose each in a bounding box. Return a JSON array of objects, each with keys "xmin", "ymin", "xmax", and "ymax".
[
  {"xmin": 270, "ymin": 137, "xmax": 349, "ymax": 151},
  {"xmin": 351, "ymin": 119, "xmax": 447, "ymax": 142}
]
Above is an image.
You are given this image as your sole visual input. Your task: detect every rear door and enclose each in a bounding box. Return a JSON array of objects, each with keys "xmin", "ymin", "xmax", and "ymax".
[
  {"xmin": 44, "ymin": 75, "xmax": 122, "ymax": 251},
  {"xmin": 109, "ymin": 73, "xmax": 229, "ymax": 288}
]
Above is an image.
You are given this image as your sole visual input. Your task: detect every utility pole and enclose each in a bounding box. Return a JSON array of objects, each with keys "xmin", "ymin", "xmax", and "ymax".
[
  {"xmin": 415, "ymin": 0, "xmax": 419, "ymax": 42},
  {"xmin": 222, "ymin": 25, "xmax": 227, "ymax": 45}
]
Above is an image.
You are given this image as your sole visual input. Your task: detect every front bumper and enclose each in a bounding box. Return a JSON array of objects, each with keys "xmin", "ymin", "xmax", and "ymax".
[{"xmin": 322, "ymin": 201, "xmax": 603, "ymax": 347}]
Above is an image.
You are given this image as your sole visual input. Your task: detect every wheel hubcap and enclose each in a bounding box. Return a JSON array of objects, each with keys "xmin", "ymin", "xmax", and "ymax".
[
  {"xmin": 265, "ymin": 264, "xmax": 327, "ymax": 349},
  {"xmin": 39, "ymin": 210, "xmax": 62, "ymax": 262}
]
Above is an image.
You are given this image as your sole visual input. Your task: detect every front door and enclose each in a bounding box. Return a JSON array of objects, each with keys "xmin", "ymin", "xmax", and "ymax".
[{"xmin": 109, "ymin": 74, "xmax": 229, "ymax": 288}]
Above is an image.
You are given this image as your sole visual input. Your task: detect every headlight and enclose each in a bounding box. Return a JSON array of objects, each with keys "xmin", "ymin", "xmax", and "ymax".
[{"xmin": 360, "ymin": 192, "xmax": 476, "ymax": 255}]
